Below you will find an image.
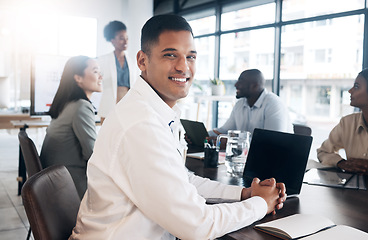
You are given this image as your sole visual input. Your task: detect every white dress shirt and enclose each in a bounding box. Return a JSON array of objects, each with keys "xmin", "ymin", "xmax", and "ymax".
[
  {"xmin": 209, "ymin": 89, "xmax": 290, "ymax": 136},
  {"xmin": 70, "ymin": 77, "xmax": 267, "ymax": 240}
]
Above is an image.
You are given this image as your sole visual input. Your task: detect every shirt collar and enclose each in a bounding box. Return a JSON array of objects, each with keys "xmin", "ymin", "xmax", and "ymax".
[
  {"xmin": 242, "ymin": 88, "xmax": 268, "ymax": 108},
  {"xmin": 132, "ymin": 76, "xmax": 181, "ymax": 129},
  {"xmin": 357, "ymin": 112, "xmax": 368, "ymax": 133}
]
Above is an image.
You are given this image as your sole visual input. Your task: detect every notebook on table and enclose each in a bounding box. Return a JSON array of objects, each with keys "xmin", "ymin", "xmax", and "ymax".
[
  {"xmin": 243, "ymin": 128, "xmax": 313, "ymax": 197},
  {"xmin": 180, "ymin": 119, "xmax": 209, "ymax": 152}
]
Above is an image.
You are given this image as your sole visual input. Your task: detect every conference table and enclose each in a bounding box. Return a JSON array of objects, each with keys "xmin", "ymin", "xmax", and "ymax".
[{"xmin": 185, "ymin": 157, "xmax": 368, "ymax": 240}]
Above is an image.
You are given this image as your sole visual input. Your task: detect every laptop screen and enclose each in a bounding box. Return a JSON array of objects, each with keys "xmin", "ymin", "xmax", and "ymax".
[{"xmin": 243, "ymin": 128, "xmax": 313, "ymax": 196}]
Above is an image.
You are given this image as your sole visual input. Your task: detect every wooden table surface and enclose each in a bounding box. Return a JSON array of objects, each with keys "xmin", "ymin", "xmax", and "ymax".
[{"xmin": 185, "ymin": 157, "xmax": 368, "ymax": 240}]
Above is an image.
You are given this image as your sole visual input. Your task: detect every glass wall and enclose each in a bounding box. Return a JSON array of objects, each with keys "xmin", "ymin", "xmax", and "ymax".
[
  {"xmin": 193, "ymin": 37, "xmax": 215, "ymax": 81},
  {"xmin": 282, "ymin": 0, "xmax": 364, "ymax": 21},
  {"xmin": 173, "ymin": 0, "xmax": 368, "ymax": 159},
  {"xmin": 221, "ymin": 2, "xmax": 276, "ymax": 30},
  {"xmin": 219, "ymin": 28, "xmax": 275, "ymax": 89},
  {"xmin": 280, "ymin": 15, "xmax": 364, "ymax": 121}
]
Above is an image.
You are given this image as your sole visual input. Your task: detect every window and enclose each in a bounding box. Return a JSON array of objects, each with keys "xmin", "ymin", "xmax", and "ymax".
[
  {"xmin": 193, "ymin": 36, "xmax": 215, "ymax": 81},
  {"xmin": 219, "ymin": 28, "xmax": 275, "ymax": 81},
  {"xmin": 186, "ymin": 9, "xmax": 216, "ymax": 36},
  {"xmin": 59, "ymin": 16, "xmax": 97, "ymax": 57},
  {"xmin": 188, "ymin": 16, "xmax": 216, "ymax": 36},
  {"xmin": 0, "ymin": 10, "xmax": 97, "ymax": 111},
  {"xmin": 280, "ymin": 15, "xmax": 364, "ymax": 120},
  {"xmin": 156, "ymin": 1, "xmax": 368, "ymax": 159},
  {"xmin": 221, "ymin": 1, "xmax": 275, "ymax": 31},
  {"xmin": 19, "ymin": 14, "xmax": 97, "ymax": 57},
  {"xmin": 282, "ymin": 0, "xmax": 364, "ymax": 21}
]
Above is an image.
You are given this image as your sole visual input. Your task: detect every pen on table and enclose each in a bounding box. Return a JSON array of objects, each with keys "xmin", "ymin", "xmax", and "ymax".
[{"xmin": 204, "ymin": 139, "xmax": 211, "ymax": 148}]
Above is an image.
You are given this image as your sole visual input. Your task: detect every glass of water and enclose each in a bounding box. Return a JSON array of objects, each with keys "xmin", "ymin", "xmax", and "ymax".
[{"xmin": 218, "ymin": 130, "xmax": 251, "ymax": 177}]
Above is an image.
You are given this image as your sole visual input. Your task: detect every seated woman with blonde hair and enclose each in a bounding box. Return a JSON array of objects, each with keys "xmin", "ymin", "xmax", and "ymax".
[
  {"xmin": 317, "ymin": 69, "xmax": 368, "ymax": 174},
  {"xmin": 40, "ymin": 55, "xmax": 103, "ymax": 198}
]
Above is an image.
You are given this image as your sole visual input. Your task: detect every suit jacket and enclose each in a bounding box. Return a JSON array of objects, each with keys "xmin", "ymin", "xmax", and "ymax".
[{"xmin": 40, "ymin": 99, "xmax": 96, "ymax": 198}]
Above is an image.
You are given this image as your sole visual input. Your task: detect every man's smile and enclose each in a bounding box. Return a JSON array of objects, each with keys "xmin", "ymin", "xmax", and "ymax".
[{"xmin": 169, "ymin": 77, "xmax": 189, "ymax": 82}]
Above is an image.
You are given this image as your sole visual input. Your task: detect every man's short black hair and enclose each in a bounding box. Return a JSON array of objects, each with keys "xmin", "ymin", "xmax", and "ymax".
[
  {"xmin": 103, "ymin": 21, "xmax": 127, "ymax": 42},
  {"xmin": 240, "ymin": 69, "xmax": 265, "ymax": 87},
  {"xmin": 141, "ymin": 14, "xmax": 193, "ymax": 55}
]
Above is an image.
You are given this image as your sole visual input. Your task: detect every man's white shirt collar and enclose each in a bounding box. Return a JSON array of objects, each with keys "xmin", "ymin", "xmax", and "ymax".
[
  {"xmin": 242, "ymin": 88, "xmax": 268, "ymax": 109},
  {"xmin": 132, "ymin": 76, "xmax": 181, "ymax": 131}
]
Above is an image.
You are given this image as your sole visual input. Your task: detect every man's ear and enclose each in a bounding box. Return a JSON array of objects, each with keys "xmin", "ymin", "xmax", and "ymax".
[
  {"xmin": 137, "ymin": 50, "xmax": 147, "ymax": 71},
  {"xmin": 249, "ymin": 82, "xmax": 257, "ymax": 91}
]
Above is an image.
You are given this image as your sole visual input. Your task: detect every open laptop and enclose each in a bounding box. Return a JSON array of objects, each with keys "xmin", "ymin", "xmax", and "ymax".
[
  {"xmin": 180, "ymin": 119, "xmax": 209, "ymax": 152},
  {"xmin": 243, "ymin": 128, "xmax": 313, "ymax": 197}
]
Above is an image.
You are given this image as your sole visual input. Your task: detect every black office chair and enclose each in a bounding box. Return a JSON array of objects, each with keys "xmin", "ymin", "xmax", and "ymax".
[
  {"xmin": 18, "ymin": 129, "xmax": 43, "ymax": 240},
  {"xmin": 18, "ymin": 130, "xmax": 43, "ymax": 178},
  {"xmin": 21, "ymin": 165, "xmax": 81, "ymax": 240},
  {"xmin": 293, "ymin": 124, "xmax": 312, "ymax": 136}
]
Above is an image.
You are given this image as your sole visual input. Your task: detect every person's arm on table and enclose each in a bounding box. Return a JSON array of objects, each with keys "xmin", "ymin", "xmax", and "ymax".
[
  {"xmin": 188, "ymin": 171, "xmax": 245, "ymax": 200},
  {"xmin": 249, "ymin": 178, "xmax": 285, "ymax": 215},
  {"xmin": 190, "ymin": 172, "xmax": 286, "ymax": 214},
  {"xmin": 317, "ymin": 119, "xmax": 346, "ymax": 167},
  {"xmin": 241, "ymin": 178, "xmax": 286, "ymax": 215},
  {"xmin": 337, "ymin": 158, "xmax": 368, "ymax": 174},
  {"xmin": 209, "ymin": 106, "xmax": 237, "ymax": 137}
]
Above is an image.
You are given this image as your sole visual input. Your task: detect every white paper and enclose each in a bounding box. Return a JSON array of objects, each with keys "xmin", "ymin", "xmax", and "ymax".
[
  {"xmin": 302, "ymin": 225, "xmax": 368, "ymax": 240},
  {"xmin": 255, "ymin": 214, "xmax": 335, "ymax": 239}
]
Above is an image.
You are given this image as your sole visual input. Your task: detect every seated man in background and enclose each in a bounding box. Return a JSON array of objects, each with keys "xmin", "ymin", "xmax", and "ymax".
[
  {"xmin": 70, "ymin": 14, "xmax": 286, "ymax": 240},
  {"xmin": 317, "ymin": 69, "xmax": 368, "ymax": 174},
  {"xmin": 208, "ymin": 69, "xmax": 290, "ymax": 137}
]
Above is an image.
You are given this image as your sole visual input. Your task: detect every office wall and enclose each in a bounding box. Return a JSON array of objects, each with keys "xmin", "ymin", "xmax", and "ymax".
[
  {"xmin": 0, "ymin": 0, "xmax": 152, "ymax": 108},
  {"xmin": 121, "ymin": 0, "xmax": 153, "ymax": 63}
]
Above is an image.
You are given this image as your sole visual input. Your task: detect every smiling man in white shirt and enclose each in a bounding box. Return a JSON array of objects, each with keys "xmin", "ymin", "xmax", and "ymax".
[{"xmin": 69, "ymin": 14, "xmax": 286, "ymax": 240}]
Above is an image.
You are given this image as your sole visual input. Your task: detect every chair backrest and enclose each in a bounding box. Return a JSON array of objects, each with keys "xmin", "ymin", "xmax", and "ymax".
[
  {"xmin": 18, "ymin": 130, "xmax": 43, "ymax": 177},
  {"xmin": 293, "ymin": 124, "xmax": 312, "ymax": 136},
  {"xmin": 21, "ymin": 165, "xmax": 81, "ymax": 240}
]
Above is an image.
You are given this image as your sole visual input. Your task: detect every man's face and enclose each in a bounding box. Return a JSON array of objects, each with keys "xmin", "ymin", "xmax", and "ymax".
[
  {"xmin": 137, "ymin": 30, "xmax": 197, "ymax": 107},
  {"xmin": 235, "ymin": 75, "xmax": 252, "ymax": 99}
]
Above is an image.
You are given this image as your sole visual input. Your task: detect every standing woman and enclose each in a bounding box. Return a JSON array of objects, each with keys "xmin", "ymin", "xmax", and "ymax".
[
  {"xmin": 317, "ymin": 69, "xmax": 368, "ymax": 174},
  {"xmin": 40, "ymin": 56, "xmax": 103, "ymax": 198},
  {"xmin": 98, "ymin": 21, "xmax": 137, "ymax": 123}
]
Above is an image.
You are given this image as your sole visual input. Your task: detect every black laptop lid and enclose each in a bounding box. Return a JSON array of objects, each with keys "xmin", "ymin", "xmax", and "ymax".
[
  {"xmin": 180, "ymin": 119, "xmax": 209, "ymax": 147},
  {"xmin": 243, "ymin": 128, "xmax": 313, "ymax": 196}
]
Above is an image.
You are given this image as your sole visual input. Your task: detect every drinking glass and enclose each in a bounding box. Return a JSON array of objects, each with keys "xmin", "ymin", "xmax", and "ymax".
[{"xmin": 217, "ymin": 130, "xmax": 251, "ymax": 177}]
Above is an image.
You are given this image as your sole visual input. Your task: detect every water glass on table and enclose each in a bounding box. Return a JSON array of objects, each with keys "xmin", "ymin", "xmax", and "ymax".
[{"xmin": 217, "ymin": 130, "xmax": 251, "ymax": 177}]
